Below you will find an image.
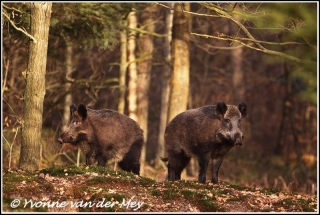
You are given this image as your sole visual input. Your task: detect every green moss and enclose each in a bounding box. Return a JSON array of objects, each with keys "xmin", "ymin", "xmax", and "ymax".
[
  {"xmin": 39, "ymin": 165, "xmax": 138, "ymax": 178},
  {"xmin": 260, "ymin": 187, "xmax": 280, "ymax": 195},
  {"xmin": 215, "ymin": 189, "xmax": 230, "ymax": 195},
  {"xmin": 3, "ymin": 184, "xmax": 14, "ymax": 192},
  {"xmin": 141, "ymin": 203, "xmax": 150, "ymax": 210},
  {"xmin": 39, "ymin": 165, "xmax": 85, "ymax": 176},
  {"xmin": 113, "ymin": 169, "xmax": 135, "ymax": 177},
  {"xmin": 180, "ymin": 189, "xmax": 197, "ymax": 198},
  {"xmin": 82, "ymin": 166, "xmax": 107, "ymax": 174},
  {"xmin": 198, "ymin": 199, "xmax": 219, "ymax": 212},
  {"xmin": 87, "ymin": 176, "xmax": 108, "ymax": 185},
  {"xmin": 5, "ymin": 174, "xmax": 25, "ymax": 182},
  {"xmin": 139, "ymin": 177, "xmax": 155, "ymax": 186},
  {"xmin": 273, "ymin": 197, "xmax": 296, "ymax": 210},
  {"xmin": 162, "ymin": 189, "xmax": 179, "ymax": 200},
  {"xmin": 150, "ymin": 189, "xmax": 161, "ymax": 196},
  {"xmin": 3, "ymin": 172, "xmax": 37, "ymax": 183},
  {"xmin": 104, "ymin": 193, "xmax": 126, "ymax": 202},
  {"xmin": 88, "ymin": 193, "xmax": 100, "ymax": 201},
  {"xmin": 283, "ymin": 198, "xmax": 294, "ymax": 205},
  {"xmin": 297, "ymin": 198, "xmax": 317, "ymax": 212},
  {"xmin": 229, "ymin": 183, "xmax": 251, "ymax": 191}
]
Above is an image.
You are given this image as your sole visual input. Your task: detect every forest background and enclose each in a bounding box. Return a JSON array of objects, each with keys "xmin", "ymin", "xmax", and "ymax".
[{"xmin": 2, "ymin": 2, "xmax": 318, "ymax": 196}]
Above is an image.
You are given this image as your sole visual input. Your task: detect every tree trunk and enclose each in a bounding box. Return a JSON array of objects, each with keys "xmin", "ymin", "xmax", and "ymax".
[
  {"xmin": 136, "ymin": 3, "xmax": 157, "ymax": 173},
  {"xmin": 230, "ymin": 19, "xmax": 252, "ymax": 153},
  {"xmin": 62, "ymin": 36, "xmax": 73, "ymax": 131},
  {"xmin": 167, "ymin": 3, "xmax": 191, "ymax": 179},
  {"xmin": 156, "ymin": 2, "xmax": 174, "ymax": 167},
  {"xmin": 275, "ymin": 62, "xmax": 289, "ymax": 155},
  {"xmin": 231, "ymin": 41, "xmax": 245, "ymax": 103},
  {"xmin": 167, "ymin": 3, "xmax": 190, "ymax": 123},
  {"xmin": 127, "ymin": 9, "xmax": 138, "ymax": 122},
  {"xmin": 118, "ymin": 29, "xmax": 127, "ymax": 114},
  {"xmin": 19, "ymin": 2, "xmax": 52, "ymax": 171},
  {"xmin": 229, "ymin": 17, "xmax": 245, "ymax": 103}
]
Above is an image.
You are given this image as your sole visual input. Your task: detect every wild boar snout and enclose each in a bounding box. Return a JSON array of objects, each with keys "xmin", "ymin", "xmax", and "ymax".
[
  {"xmin": 234, "ymin": 133, "xmax": 243, "ymax": 146},
  {"xmin": 57, "ymin": 137, "xmax": 63, "ymax": 144}
]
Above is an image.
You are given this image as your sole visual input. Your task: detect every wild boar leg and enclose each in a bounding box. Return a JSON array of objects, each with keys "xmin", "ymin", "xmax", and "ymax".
[
  {"xmin": 97, "ymin": 155, "xmax": 107, "ymax": 167},
  {"xmin": 174, "ymin": 155, "xmax": 191, "ymax": 180},
  {"xmin": 86, "ymin": 156, "xmax": 95, "ymax": 166},
  {"xmin": 198, "ymin": 155, "xmax": 210, "ymax": 183},
  {"xmin": 211, "ymin": 156, "xmax": 224, "ymax": 184},
  {"xmin": 118, "ymin": 154, "xmax": 141, "ymax": 175},
  {"xmin": 167, "ymin": 161, "xmax": 176, "ymax": 181}
]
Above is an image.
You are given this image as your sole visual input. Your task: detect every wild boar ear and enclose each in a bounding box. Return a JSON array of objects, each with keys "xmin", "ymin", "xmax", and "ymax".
[
  {"xmin": 70, "ymin": 104, "xmax": 78, "ymax": 117},
  {"xmin": 78, "ymin": 104, "xmax": 88, "ymax": 120},
  {"xmin": 238, "ymin": 102, "xmax": 247, "ymax": 117},
  {"xmin": 216, "ymin": 101, "xmax": 227, "ymax": 116}
]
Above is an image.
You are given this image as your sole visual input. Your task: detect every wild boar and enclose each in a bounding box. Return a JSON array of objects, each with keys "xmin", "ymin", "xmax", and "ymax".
[
  {"xmin": 57, "ymin": 104, "xmax": 144, "ymax": 175},
  {"xmin": 161, "ymin": 101, "xmax": 247, "ymax": 183}
]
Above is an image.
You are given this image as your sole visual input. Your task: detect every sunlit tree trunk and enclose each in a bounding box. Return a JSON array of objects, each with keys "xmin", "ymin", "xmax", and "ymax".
[
  {"xmin": 62, "ymin": 36, "xmax": 73, "ymax": 131},
  {"xmin": 167, "ymin": 3, "xmax": 191, "ymax": 179},
  {"xmin": 136, "ymin": 4, "xmax": 157, "ymax": 174},
  {"xmin": 231, "ymin": 43, "xmax": 245, "ymax": 103},
  {"xmin": 19, "ymin": 2, "xmax": 52, "ymax": 171},
  {"xmin": 127, "ymin": 9, "xmax": 138, "ymax": 122},
  {"xmin": 118, "ymin": 28, "xmax": 127, "ymax": 114},
  {"xmin": 167, "ymin": 3, "xmax": 190, "ymax": 122},
  {"xmin": 156, "ymin": 2, "xmax": 174, "ymax": 167}
]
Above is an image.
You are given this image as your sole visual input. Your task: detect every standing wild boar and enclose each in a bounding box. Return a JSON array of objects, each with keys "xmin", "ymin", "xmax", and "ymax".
[
  {"xmin": 161, "ymin": 101, "xmax": 247, "ymax": 183},
  {"xmin": 57, "ymin": 104, "xmax": 144, "ymax": 175}
]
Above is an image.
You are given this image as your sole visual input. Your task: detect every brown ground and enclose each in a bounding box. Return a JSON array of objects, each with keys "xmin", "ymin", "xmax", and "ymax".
[{"xmin": 2, "ymin": 166, "xmax": 317, "ymax": 212}]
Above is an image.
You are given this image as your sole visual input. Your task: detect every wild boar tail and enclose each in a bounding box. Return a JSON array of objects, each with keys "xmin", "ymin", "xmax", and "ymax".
[{"xmin": 160, "ymin": 157, "xmax": 169, "ymax": 162}]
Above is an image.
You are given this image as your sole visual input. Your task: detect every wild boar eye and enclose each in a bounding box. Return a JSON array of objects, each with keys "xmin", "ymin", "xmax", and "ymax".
[
  {"xmin": 73, "ymin": 121, "xmax": 81, "ymax": 126},
  {"xmin": 224, "ymin": 119, "xmax": 231, "ymax": 123}
]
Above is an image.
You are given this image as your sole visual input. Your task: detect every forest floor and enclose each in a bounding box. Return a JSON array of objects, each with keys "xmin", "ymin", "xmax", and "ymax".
[{"xmin": 2, "ymin": 165, "xmax": 318, "ymax": 213}]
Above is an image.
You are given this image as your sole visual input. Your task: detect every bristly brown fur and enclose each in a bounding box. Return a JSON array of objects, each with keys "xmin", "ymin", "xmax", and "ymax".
[
  {"xmin": 162, "ymin": 101, "xmax": 247, "ymax": 184},
  {"xmin": 58, "ymin": 104, "xmax": 144, "ymax": 175}
]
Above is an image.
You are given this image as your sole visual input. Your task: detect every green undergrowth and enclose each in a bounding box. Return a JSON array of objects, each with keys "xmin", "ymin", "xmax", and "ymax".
[{"xmin": 39, "ymin": 165, "xmax": 134, "ymax": 177}]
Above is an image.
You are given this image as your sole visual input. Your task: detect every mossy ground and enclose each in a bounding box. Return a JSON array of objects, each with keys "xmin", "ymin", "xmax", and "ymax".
[{"xmin": 2, "ymin": 165, "xmax": 317, "ymax": 212}]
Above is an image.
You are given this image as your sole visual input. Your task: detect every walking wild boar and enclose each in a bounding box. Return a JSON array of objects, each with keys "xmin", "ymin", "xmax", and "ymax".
[
  {"xmin": 57, "ymin": 104, "xmax": 144, "ymax": 175},
  {"xmin": 161, "ymin": 101, "xmax": 247, "ymax": 183}
]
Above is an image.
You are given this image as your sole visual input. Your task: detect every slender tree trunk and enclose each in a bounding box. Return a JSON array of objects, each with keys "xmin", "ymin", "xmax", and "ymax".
[
  {"xmin": 231, "ymin": 43, "xmax": 244, "ymax": 103},
  {"xmin": 167, "ymin": 3, "xmax": 190, "ymax": 122},
  {"xmin": 62, "ymin": 36, "xmax": 82, "ymax": 167},
  {"xmin": 136, "ymin": 4, "xmax": 157, "ymax": 174},
  {"xmin": 127, "ymin": 9, "xmax": 138, "ymax": 122},
  {"xmin": 156, "ymin": 2, "xmax": 174, "ymax": 167},
  {"xmin": 118, "ymin": 29, "xmax": 127, "ymax": 114},
  {"xmin": 19, "ymin": 2, "xmax": 52, "ymax": 171},
  {"xmin": 230, "ymin": 18, "xmax": 245, "ymax": 103},
  {"xmin": 275, "ymin": 62, "xmax": 290, "ymax": 155},
  {"xmin": 62, "ymin": 36, "xmax": 73, "ymax": 131}
]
